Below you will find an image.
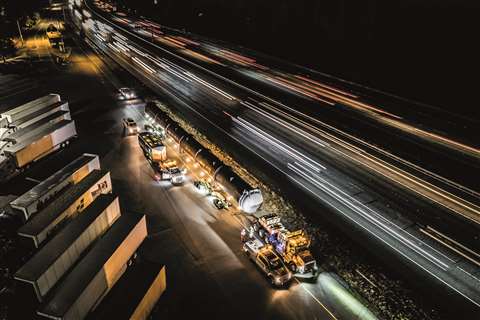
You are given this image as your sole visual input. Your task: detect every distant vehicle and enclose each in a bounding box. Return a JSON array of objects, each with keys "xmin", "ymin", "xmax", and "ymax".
[
  {"xmin": 118, "ymin": 87, "xmax": 137, "ymax": 100},
  {"xmin": 123, "ymin": 117, "xmax": 139, "ymax": 135},
  {"xmin": 243, "ymin": 238, "xmax": 292, "ymax": 287}
]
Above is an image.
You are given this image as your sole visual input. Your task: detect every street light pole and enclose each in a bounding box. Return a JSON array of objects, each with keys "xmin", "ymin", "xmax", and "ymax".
[{"xmin": 16, "ymin": 19, "xmax": 24, "ymax": 46}]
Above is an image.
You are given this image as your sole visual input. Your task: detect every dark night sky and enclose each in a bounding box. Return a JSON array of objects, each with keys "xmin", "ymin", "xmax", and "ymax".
[{"xmin": 115, "ymin": 0, "xmax": 479, "ymax": 118}]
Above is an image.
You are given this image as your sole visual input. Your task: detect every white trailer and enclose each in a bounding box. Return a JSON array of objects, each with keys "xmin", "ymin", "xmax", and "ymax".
[
  {"xmin": 0, "ymin": 120, "xmax": 77, "ymax": 181},
  {"xmin": 2, "ymin": 109, "xmax": 71, "ymax": 143},
  {"xmin": 14, "ymin": 195, "xmax": 121, "ymax": 302},
  {"xmin": 37, "ymin": 213, "xmax": 147, "ymax": 320},
  {"xmin": 0, "ymin": 94, "xmax": 61, "ymax": 124},
  {"xmin": 17, "ymin": 169, "xmax": 112, "ymax": 248},
  {"xmin": 2, "ymin": 101, "xmax": 70, "ymax": 136},
  {"xmin": 10, "ymin": 153, "xmax": 100, "ymax": 222}
]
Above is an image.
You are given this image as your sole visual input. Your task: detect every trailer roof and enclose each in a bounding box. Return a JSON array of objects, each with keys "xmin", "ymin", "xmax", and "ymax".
[
  {"xmin": 14, "ymin": 194, "xmax": 118, "ymax": 282},
  {"xmin": 3, "ymin": 120, "xmax": 74, "ymax": 154},
  {"xmin": 4, "ymin": 109, "xmax": 69, "ymax": 142},
  {"xmin": 10, "ymin": 101, "xmax": 68, "ymax": 127},
  {"xmin": 0, "ymin": 94, "xmax": 60, "ymax": 115},
  {"xmin": 89, "ymin": 262, "xmax": 164, "ymax": 319},
  {"xmin": 17, "ymin": 169, "xmax": 109, "ymax": 238},
  {"xmin": 10, "ymin": 153, "xmax": 99, "ymax": 210},
  {"xmin": 39, "ymin": 212, "xmax": 146, "ymax": 318}
]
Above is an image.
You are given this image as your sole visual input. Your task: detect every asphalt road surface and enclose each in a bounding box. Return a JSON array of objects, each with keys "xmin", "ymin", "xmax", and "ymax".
[
  {"xmin": 0, "ymin": 20, "xmax": 377, "ymax": 320},
  {"xmin": 66, "ymin": 1, "xmax": 480, "ymax": 316}
]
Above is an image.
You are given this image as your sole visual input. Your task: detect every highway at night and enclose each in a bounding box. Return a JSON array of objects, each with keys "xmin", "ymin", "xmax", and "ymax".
[{"xmin": 68, "ymin": 0, "xmax": 480, "ymax": 315}]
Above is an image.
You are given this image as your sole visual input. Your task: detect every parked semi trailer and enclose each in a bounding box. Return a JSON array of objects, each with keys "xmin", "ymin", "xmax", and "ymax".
[
  {"xmin": 10, "ymin": 153, "xmax": 100, "ymax": 222},
  {"xmin": 17, "ymin": 169, "xmax": 112, "ymax": 248},
  {"xmin": 0, "ymin": 120, "xmax": 77, "ymax": 181},
  {"xmin": 14, "ymin": 195, "xmax": 121, "ymax": 302},
  {"xmin": 2, "ymin": 101, "xmax": 70, "ymax": 136},
  {"xmin": 145, "ymin": 102, "xmax": 263, "ymax": 213},
  {"xmin": 0, "ymin": 94, "xmax": 61, "ymax": 125},
  {"xmin": 37, "ymin": 212, "xmax": 147, "ymax": 320}
]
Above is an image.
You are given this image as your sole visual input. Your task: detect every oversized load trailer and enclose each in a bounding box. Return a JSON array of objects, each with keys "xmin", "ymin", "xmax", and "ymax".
[
  {"xmin": 90, "ymin": 263, "xmax": 166, "ymax": 320},
  {"xmin": 17, "ymin": 169, "xmax": 112, "ymax": 248},
  {"xmin": 2, "ymin": 101, "xmax": 70, "ymax": 135},
  {"xmin": 0, "ymin": 120, "xmax": 77, "ymax": 181},
  {"xmin": 10, "ymin": 153, "xmax": 100, "ymax": 222},
  {"xmin": 14, "ymin": 195, "xmax": 121, "ymax": 302},
  {"xmin": 37, "ymin": 212, "xmax": 148, "ymax": 320},
  {"xmin": 138, "ymin": 131, "xmax": 166, "ymax": 162},
  {"xmin": 144, "ymin": 102, "xmax": 263, "ymax": 213},
  {"xmin": 0, "ymin": 94, "xmax": 61, "ymax": 124}
]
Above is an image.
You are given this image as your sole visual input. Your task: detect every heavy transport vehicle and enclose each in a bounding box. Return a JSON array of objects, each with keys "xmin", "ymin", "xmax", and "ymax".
[
  {"xmin": 139, "ymin": 131, "xmax": 184, "ymax": 185},
  {"xmin": 253, "ymin": 213, "xmax": 318, "ymax": 278},
  {"xmin": 150, "ymin": 158, "xmax": 185, "ymax": 185},
  {"xmin": 10, "ymin": 153, "xmax": 100, "ymax": 222},
  {"xmin": 0, "ymin": 120, "xmax": 77, "ymax": 181},
  {"xmin": 243, "ymin": 238, "xmax": 292, "ymax": 287},
  {"xmin": 145, "ymin": 101, "xmax": 263, "ymax": 213},
  {"xmin": 138, "ymin": 131, "xmax": 166, "ymax": 162}
]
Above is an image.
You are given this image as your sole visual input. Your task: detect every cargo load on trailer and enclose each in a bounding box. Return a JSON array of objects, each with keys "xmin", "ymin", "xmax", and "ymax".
[
  {"xmin": 145, "ymin": 101, "xmax": 263, "ymax": 212},
  {"xmin": 138, "ymin": 131, "xmax": 184, "ymax": 185}
]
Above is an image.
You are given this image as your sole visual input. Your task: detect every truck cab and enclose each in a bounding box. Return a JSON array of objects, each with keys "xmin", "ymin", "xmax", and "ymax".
[
  {"xmin": 243, "ymin": 238, "xmax": 292, "ymax": 287},
  {"xmin": 152, "ymin": 159, "xmax": 185, "ymax": 185},
  {"xmin": 253, "ymin": 213, "xmax": 318, "ymax": 278},
  {"xmin": 276, "ymin": 230, "xmax": 318, "ymax": 277}
]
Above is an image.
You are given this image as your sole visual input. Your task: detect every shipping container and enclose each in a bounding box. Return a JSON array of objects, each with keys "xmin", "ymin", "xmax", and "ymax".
[
  {"xmin": 17, "ymin": 169, "xmax": 112, "ymax": 248},
  {"xmin": 37, "ymin": 213, "xmax": 148, "ymax": 320},
  {"xmin": 90, "ymin": 263, "xmax": 166, "ymax": 320},
  {"xmin": 14, "ymin": 195, "xmax": 121, "ymax": 302},
  {"xmin": 0, "ymin": 94, "xmax": 61, "ymax": 124},
  {"xmin": 10, "ymin": 153, "xmax": 100, "ymax": 221}
]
